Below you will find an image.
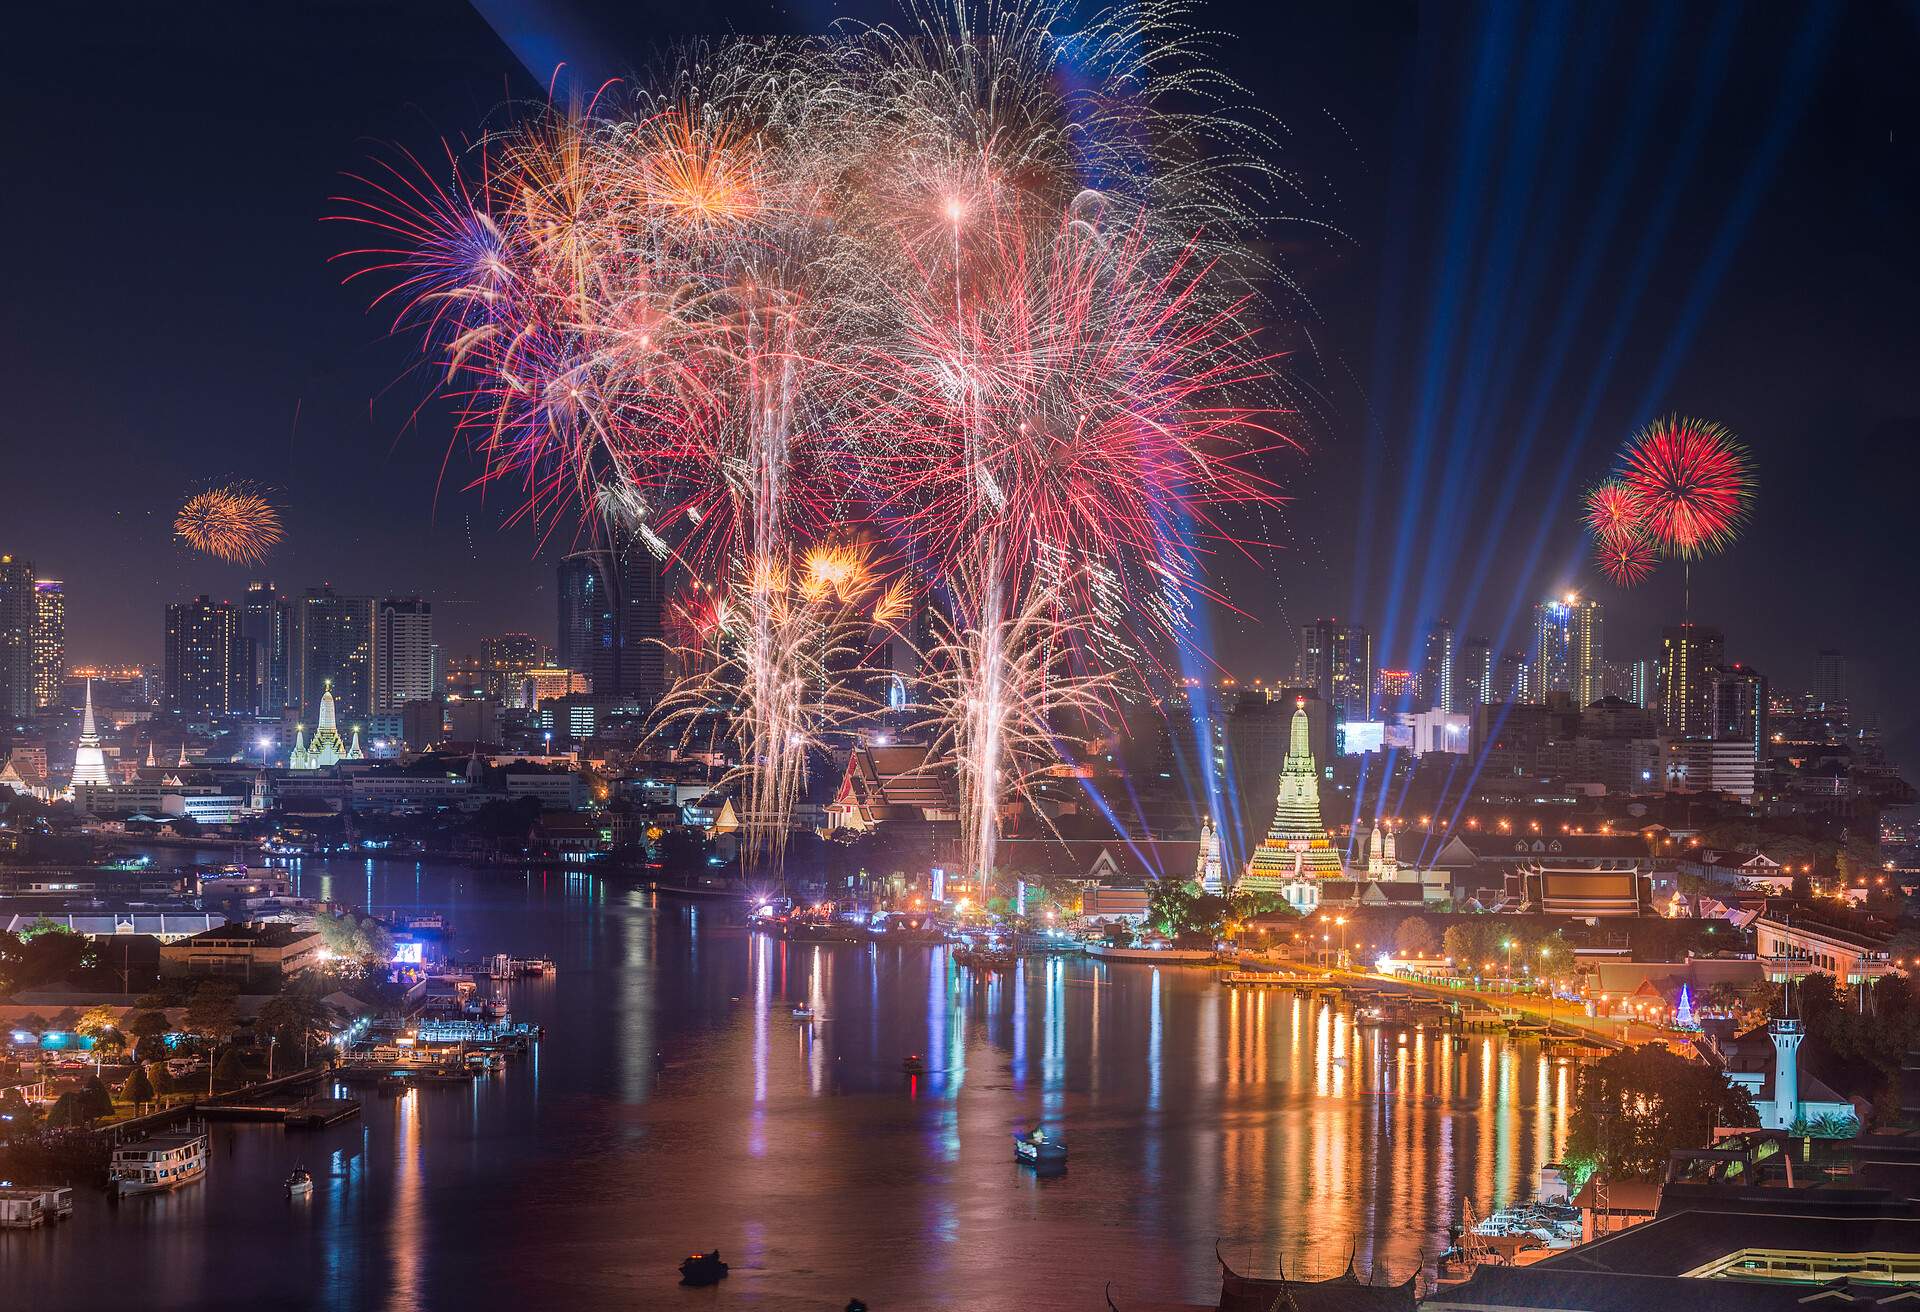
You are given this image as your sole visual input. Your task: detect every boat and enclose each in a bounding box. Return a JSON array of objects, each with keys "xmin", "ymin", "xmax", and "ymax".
[
  {"xmin": 791, "ymin": 1004, "xmax": 814, "ymax": 1020},
  {"xmin": 110, "ymin": 1131, "xmax": 208, "ymax": 1197},
  {"xmin": 377, "ymin": 1075, "xmax": 408, "ymax": 1097},
  {"xmin": 1012, "ymin": 1127, "xmax": 1068, "ymax": 1168},
  {"xmin": 679, "ymin": 1250, "xmax": 730, "ymax": 1286},
  {"xmin": 901, "ymin": 1054, "xmax": 926, "ymax": 1075},
  {"xmin": 285, "ymin": 1167, "xmax": 314, "ymax": 1198}
]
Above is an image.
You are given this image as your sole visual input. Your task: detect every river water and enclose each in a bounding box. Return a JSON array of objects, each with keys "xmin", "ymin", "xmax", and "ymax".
[{"xmin": 7, "ymin": 855, "xmax": 1571, "ymax": 1310}]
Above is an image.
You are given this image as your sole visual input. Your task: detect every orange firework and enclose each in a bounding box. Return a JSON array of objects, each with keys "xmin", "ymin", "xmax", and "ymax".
[{"xmin": 175, "ymin": 487, "xmax": 284, "ymax": 564}]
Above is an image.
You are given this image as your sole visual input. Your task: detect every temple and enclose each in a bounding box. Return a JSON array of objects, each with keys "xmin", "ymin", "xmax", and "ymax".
[
  {"xmin": 288, "ymin": 679, "xmax": 352, "ymax": 771},
  {"xmin": 1195, "ymin": 815, "xmax": 1225, "ymax": 894},
  {"xmin": 69, "ymin": 678, "xmax": 111, "ymax": 788},
  {"xmin": 1240, "ymin": 698, "xmax": 1343, "ymax": 890}
]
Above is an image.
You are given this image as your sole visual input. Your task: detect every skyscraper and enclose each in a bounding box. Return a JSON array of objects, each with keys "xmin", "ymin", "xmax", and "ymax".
[
  {"xmin": 1459, "ymin": 635, "xmax": 1494, "ymax": 712},
  {"xmin": 1422, "ymin": 620, "xmax": 1455, "ymax": 713},
  {"xmin": 0, "ymin": 554, "xmax": 33, "ymax": 720},
  {"xmin": 1298, "ymin": 619, "xmax": 1372, "ymax": 722},
  {"xmin": 556, "ymin": 554, "xmax": 602, "ymax": 677},
  {"xmin": 1531, "ymin": 593, "xmax": 1603, "ymax": 705},
  {"xmin": 561, "ymin": 525, "xmax": 665, "ymax": 710},
  {"xmin": 1711, "ymin": 663, "xmax": 1770, "ymax": 764},
  {"xmin": 30, "ymin": 579, "xmax": 64, "ymax": 710},
  {"xmin": 294, "ymin": 587, "xmax": 376, "ymax": 725},
  {"xmin": 1660, "ymin": 624, "xmax": 1726, "ymax": 737},
  {"xmin": 1569, "ymin": 595, "xmax": 1604, "ymax": 707},
  {"xmin": 377, "ymin": 598, "xmax": 435, "ymax": 712},
  {"xmin": 239, "ymin": 582, "xmax": 291, "ymax": 716},
  {"xmin": 1813, "ymin": 649, "xmax": 1848, "ymax": 730},
  {"xmin": 164, "ymin": 595, "xmax": 245, "ymax": 716}
]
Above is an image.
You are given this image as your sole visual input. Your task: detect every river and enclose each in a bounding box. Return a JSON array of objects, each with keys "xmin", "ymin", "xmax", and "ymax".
[{"xmin": 7, "ymin": 854, "xmax": 1572, "ymax": 1310}]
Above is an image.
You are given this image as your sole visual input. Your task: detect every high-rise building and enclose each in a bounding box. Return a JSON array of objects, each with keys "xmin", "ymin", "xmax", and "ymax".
[
  {"xmin": 1422, "ymin": 620, "xmax": 1455, "ymax": 713},
  {"xmin": 561, "ymin": 524, "xmax": 665, "ymax": 710},
  {"xmin": 1298, "ymin": 619, "xmax": 1372, "ymax": 722},
  {"xmin": 0, "ymin": 554, "xmax": 33, "ymax": 720},
  {"xmin": 164, "ymin": 595, "xmax": 246, "ymax": 716},
  {"xmin": 1813, "ymin": 649, "xmax": 1848, "ymax": 730},
  {"xmin": 1630, "ymin": 659, "xmax": 1658, "ymax": 709},
  {"xmin": 1459, "ymin": 635, "xmax": 1493, "ymax": 713},
  {"xmin": 1711, "ymin": 663, "xmax": 1770, "ymax": 765},
  {"xmin": 377, "ymin": 598, "xmax": 435, "ymax": 712},
  {"xmin": 556, "ymin": 555, "xmax": 602, "ymax": 677},
  {"xmin": 239, "ymin": 582, "xmax": 291, "ymax": 716},
  {"xmin": 1376, "ymin": 668, "xmax": 1418, "ymax": 712},
  {"xmin": 478, "ymin": 631, "xmax": 544, "ymax": 702},
  {"xmin": 1659, "ymin": 624, "xmax": 1726, "ymax": 738},
  {"xmin": 1531, "ymin": 593, "xmax": 1602, "ymax": 706},
  {"xmin": 30, "ymin": 580, "xmax": 64, "ymax": 710},
  {"xmin": 293, "ymin": 587, "xmax": 376, "ymax": 726}
]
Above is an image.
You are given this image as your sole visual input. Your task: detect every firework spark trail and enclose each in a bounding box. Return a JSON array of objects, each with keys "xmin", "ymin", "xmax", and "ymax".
[
  {"xmin": 175, "ymin": 486, "xmax": 284, "ymax": 565},
  {"xmin": 1615, "ymin": 415, "xmax": 1753, "ymax": 559},
  {"xmin": 332, "ymin": 2, "xmax": 1291, "ymax": 874},
  {"xmin": 652, "ymin": 540, "xmax": 898, "ymax": 869}
]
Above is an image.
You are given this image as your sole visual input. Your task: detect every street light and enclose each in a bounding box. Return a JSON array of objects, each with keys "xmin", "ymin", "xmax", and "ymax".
[{"xmin": 1503, "ymin": 938, "xmax": 1515, "ymax": 978}]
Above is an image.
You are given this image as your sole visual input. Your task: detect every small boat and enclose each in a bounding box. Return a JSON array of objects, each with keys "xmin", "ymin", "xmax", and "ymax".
[
  {"xmin": 1012, "ymin": 1126, "xmax": 1068, "ymax": 1168},
  {"xmin": 285, "ymin": 1167, "xmax": 314, "ymax": 1198},
  {"xmin": 679, "ymin": 1250, "xmax": 730, "ymax": 1286},
  {"xmin": 377, "ymin": 1075, "xmax": 407, "ymax": 1097},
  {"xmin": 791, "ymin": 1004, "xmax": 814, "ymax": 1020},
  {"xmin": 901, "ymin": 1054, "xmax": 926, "ymax": 1075}
]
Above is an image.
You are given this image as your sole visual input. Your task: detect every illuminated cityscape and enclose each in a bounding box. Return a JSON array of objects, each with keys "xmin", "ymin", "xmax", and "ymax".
[{"xmin": 3, "ymin": 2, "xmax": 1919, "ymax": 1309}]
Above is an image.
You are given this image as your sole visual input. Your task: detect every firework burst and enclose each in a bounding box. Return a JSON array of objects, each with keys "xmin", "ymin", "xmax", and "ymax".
[
  {"xmin": 174, "ymin": 486, "xmax": 284, "ymax": 565},
  {"xmin": 1595, "ymin": 527, "xmax": 1659, "ymax": 587},
  {"xmin": 1615, "ymin": 416, "xmax": 1753, "ymax": 559}
]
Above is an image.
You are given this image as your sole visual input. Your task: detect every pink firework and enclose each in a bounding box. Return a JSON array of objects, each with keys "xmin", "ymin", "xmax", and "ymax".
[
  {"xmin": 1615, "ymin": 416, "xmax": 1754, "ymax": 559},
  {"xmin": 846, "ymin": 210, "xmax": 1286, "ymax": 641}
]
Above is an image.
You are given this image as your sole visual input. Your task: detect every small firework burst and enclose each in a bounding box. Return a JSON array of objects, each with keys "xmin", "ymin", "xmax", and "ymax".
[
  {"xmin": 1583, "ymin": 479, "xmax": 1645, "ymax": 544},
  {"xmin": 175, "ymin": 486, "xmax": 284, "ymax": 565},
  {"xmin": 1616, "ymin": 416, "xmax": 1754, "ymax": 558},
  {"xmin": 1594, "ymin": 527, "xmax": 1658, "ymax": 587}
]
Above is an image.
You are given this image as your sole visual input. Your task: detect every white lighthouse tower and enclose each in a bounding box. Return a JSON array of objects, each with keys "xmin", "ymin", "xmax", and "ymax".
[{"xmin": 1769, "ymin": 1014, "xmax": 1804, "ymax": 1130}]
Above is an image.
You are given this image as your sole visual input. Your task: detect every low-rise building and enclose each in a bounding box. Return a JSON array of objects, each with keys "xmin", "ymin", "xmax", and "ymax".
[{"xmin": 158, "ymin": 923, "xmax": 323, "ymax": 985}]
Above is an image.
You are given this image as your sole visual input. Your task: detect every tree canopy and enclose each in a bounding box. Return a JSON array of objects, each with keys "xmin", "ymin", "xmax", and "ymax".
[{"xmin": 1566, "ymin": 1044, "xmax": 1758, "ymax": 1181}]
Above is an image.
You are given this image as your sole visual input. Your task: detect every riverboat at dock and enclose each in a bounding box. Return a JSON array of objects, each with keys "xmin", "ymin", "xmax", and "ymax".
[{"xmin": 110, "ymin": 1131, "xmax": 208, "ymax": 1197}]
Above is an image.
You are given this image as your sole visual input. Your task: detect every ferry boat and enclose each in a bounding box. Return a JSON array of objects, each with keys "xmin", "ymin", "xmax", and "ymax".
[
  {"xmin": 110, "ymin": 1131, "xmax": 208, "ymax": 1197},
  {"xmin": 1012, "ymin": 1126, "xmax": 1068, "ymax": 1168},
  {"xmin": 285, "ymin": 1167, "xmax": 314, "ymax": 1198}
]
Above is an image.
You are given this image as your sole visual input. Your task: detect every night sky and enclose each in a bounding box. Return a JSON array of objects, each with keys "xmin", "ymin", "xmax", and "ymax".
[{"xmin": 4, "ymin": 1, "xmax": 1916, "ymax": 769}]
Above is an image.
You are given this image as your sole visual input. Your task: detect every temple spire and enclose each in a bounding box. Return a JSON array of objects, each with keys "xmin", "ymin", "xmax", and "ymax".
[{"xmin": 1240, "ymin": 698, "xmax": 1341, "ymax": 888}]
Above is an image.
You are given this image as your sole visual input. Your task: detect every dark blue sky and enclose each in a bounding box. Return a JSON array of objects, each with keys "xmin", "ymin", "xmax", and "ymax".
[{"xmin": 3, "ymin": 1, "xmax": 1915, "ymax": 767}]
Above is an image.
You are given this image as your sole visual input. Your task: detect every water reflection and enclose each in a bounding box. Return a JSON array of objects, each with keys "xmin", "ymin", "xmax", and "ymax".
[{"xmin": 13, "ymin": 854, "xmax": 1573, "ymax": 1310}]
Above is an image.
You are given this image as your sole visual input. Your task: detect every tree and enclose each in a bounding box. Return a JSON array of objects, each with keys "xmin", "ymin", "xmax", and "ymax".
[
  {"xmin": 1566, "ymin": 1044, "xmax": 1758, "ymax": 1180},
  {"xmin": 185, "ymin": 979, "xmax": 240, "ymax": 1042},
  {"xmin": 213, "ymin": 1046, "xmax": 250, "ymax": 1090},
  {"xmin": 122, "ymin": 1063, "xmax": 156, "ymax": 1111},
  {"xmin": 1146, "ymin": 878, "xmax": 1199, "ymax": 937},
  {"xmin": 76, "ymin": 1006, "xmax": 123, "ymax": 1054},
  {"xmin": 255, "ymin": 993, "xmax": 332, "ymax": 1066},
  {"xmin": 1393, "ymin": 917, "xmax": 1438, "ymax": 956},
  {"xmin": 78, "ymin": 1075, "xmax": 114, "ymax": 1123},
  {"xmin": 44, "ymin": 1093, "xmax": 82, "ymax": 1128}
]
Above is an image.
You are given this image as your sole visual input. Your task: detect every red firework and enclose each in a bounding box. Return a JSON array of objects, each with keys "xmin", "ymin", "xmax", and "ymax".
[
  {"xmin": 1614, "ymin": 416, "xmax": 1753, "ymax": 558},
  {"xmin": 1583, "ymin": 479, "xmax": 1644, "ymax": 544},
  {"xmin": 1595, "ymin": 528, "xmax": 1658, "ymax": 587}
]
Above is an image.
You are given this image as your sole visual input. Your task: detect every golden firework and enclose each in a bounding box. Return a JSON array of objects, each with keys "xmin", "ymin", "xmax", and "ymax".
[{"xmin": 174, "ymin": 487, "xmax": 284, "ymax": 565}]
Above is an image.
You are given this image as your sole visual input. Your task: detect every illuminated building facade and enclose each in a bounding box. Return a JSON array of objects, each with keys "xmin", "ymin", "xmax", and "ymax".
[
  {"xmin": 1422, "ymin": 620, "xmax": 1455, "ymax": 713},
  {"xmin": 294, "ymin": 587, "xmax": 376, "ymax": 725},
  {"xmin": 1660, "ymin": 623, "xmax": 1725, "ymax": 737},
  {"xmin": 1458, "ymin": 634, "xmax": 1493, "ymax": 713},
  {"xmin": 163, "ymin": 595, "xmax": 247, "ymax": 716},
  {"xmin": 377, "ymin": 597, "xmax": 435, "ymax": 711},
  {"xmin": 1241, "ymin": 699, "xmax": 1342, "ymax": 888},
  {"xmin": 1298, "ymin": 619, "xmax": 1372, "ymax": 723},
  {"xmin": 239, "ymin": 582, "xmax": 291, "ymax": 716},
  {"xmin": 1531, "ymin": 593, "xmax": 1603, "ymax": 706},
  {"xmin": 288, "ymin": 679, "xmax": 355, "ymax": 770},
  {"xmin": 31, "ymin": 579, "xmax": 64, "ymax": 709},
  {"xmin": 0, "ymin": 554, "xmax": 33, "ymax": 719}
]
